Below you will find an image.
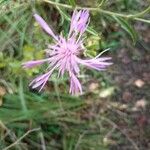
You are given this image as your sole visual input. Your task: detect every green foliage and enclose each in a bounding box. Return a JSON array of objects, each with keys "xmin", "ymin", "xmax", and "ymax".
[
  {"xmin": 68, "ymin": 0, "xmax": 76, "ymax": 7},
  {"xmin": 0, "ymin": 91, "xmax": 111, "ymax": 149},
  {"xmin": 0, "ymin": 0, "xmax": 149, "ymax": 149},
  {"xmin": 113, "ymin": 16, "xmax": 138, "ymax": 44}
]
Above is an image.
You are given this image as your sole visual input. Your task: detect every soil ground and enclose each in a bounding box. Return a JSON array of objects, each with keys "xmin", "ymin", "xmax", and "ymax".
[{"xmin": 109, "ymin": 23, "xmax": 150, "ymax": 150}]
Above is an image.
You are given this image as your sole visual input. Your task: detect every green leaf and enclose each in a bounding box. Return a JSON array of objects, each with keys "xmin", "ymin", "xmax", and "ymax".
[
  {"xmin": 113, "ymin": 16, "xmax": 138, "ymax": 44},
  {"xmin": 0, "ymin": 0, "xmax": 9, "ymax": 5},
  {"xmin": 98, "ymin": 0, "xmax": 107, "ymax": 7},
  {"xmin": 68, "ymin": 0, "xmax": 76, "ymax": 6},
  {"xmin": 87, "ymin": 26, "xmax": 99, "ymax": 37}
]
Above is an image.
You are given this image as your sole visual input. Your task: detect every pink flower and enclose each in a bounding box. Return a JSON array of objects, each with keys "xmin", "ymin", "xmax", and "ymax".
[{"xmin": 22, "ymin": 10, "xmax": 112, "ymax": 94}]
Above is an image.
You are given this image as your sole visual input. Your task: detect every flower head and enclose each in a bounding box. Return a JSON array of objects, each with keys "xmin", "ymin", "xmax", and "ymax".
[{"xmin": 22, "ymin": 10, "xmax": 112, "ymax": 94}]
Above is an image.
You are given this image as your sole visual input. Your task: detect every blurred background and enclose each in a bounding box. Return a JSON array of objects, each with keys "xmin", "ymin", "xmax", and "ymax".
[{"xmin": 0, "ymin": 0, "xmax": 150, "ymax": 149}]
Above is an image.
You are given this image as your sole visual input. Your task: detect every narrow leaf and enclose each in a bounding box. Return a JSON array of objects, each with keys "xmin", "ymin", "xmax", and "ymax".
[
  {"xmin": 113, "ymin": 16, "xmax": 138, "ymax": 44},
  {"xmin": 68, "ymin": 0, "xmax": 76, "ymax": 6}
]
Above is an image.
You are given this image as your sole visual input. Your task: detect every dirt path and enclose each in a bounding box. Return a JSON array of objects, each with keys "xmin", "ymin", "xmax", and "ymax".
[{"xmin": 109, "ymin": 24, "xmax": 150, "ymax": 150}]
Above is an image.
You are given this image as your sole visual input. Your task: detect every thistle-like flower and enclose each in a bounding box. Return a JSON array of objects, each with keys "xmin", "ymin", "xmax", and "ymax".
[{"xmin": 22, "ymin": 10, "xmax": 112, "ymax": 94}]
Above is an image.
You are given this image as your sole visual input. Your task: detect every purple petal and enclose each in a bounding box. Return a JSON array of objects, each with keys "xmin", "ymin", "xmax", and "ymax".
[
  {"xmin": 22, "ymin": 59, "xmax": 48, "ymax": 68},
  {"xmin": 34, "ymin": 14, "xmax": 58, "ymax": 41},
  {"xmin": 69, "ymin": 73, "xmax": 82, "ymax": 95},
  {"xmin": 30, "ymin": 71, "xmax": 52, "ymax": 91},
  {"xmin": 69, "ymin": 10, "xmax": 90, "ymax": 37},
  {"xmin": 76, "ymin": 57, "xmax": 112, "ymax": 71}
]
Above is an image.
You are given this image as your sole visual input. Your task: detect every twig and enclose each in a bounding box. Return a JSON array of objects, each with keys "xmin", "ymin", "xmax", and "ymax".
[
  {"xmin": 3, "ymin": 128, "xmax": 41, "ymax": 150},
  {"xmin": 0, "ymin": 121, "xmax": 25, "ymax": 150},
  {"xmin": 100, "ymin": 117, "xmax": 139, "ymax": 150},
  {"xmin": 39, "ymin": 131, "xmax": 46, "ymax": 150},
  {"xmin": 104, "ymin": 126, "xmax": 116, "ymax": 139},
  {"xmin": 74, "ymin": 131, "xmax": 86, "ymax": 150},
  {"xmin": 41, "ymin": 0, "xmax": 150, "ymax": 23},
  {"xmin": 0, "ymin": 79, "xmax": 13, "ymax": 94}
]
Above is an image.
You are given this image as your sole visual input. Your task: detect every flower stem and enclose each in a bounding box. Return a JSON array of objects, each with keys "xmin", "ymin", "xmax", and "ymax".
[{"xmin": 41, "ymin": 0, "xmax": 150, "ymax": 24}]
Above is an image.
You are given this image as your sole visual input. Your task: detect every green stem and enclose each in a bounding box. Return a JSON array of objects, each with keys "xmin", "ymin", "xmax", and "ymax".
[
  {"xmin": 41, "ymin": 0, "xmax": 150, "ymax": 23},
  {"xmin": 126, "ymin": 6, "xmax": 150, "ymax": 18},
  {"xmin": 134, "ymin": 17, "xmax": 150, "ymax": 24},
  {"xmin": 98, "ymin": 0, "xmax": 107, "ymax": 7},
  {"xmin": 19, "ymin": 76, "xmax": 27, "ymax": 112}
]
